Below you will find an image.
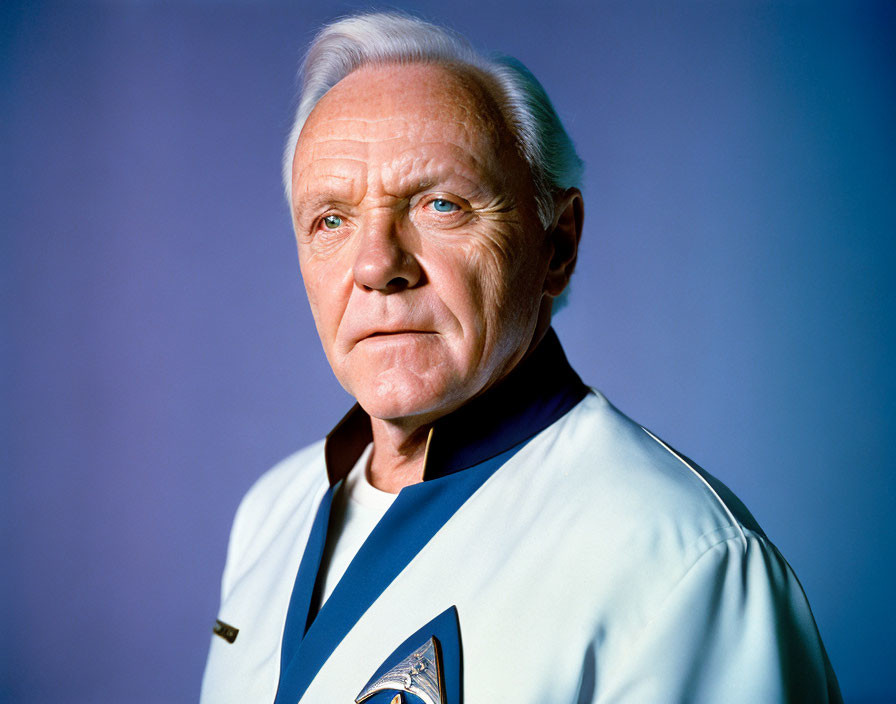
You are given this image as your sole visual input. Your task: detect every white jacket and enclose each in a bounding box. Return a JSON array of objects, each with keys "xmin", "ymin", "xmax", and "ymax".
[{"xmin": 202, "ymin": 387, "xmax": 840, "ymax": 703}]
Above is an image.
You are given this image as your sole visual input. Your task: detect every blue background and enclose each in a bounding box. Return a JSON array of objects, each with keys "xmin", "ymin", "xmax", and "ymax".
[{"xmin": 3, "ymin": 1, "xmax": 893, "ymax": 702}]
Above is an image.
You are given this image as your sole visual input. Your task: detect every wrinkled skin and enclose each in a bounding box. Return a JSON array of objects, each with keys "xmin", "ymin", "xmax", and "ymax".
[{"xmin": 290, "ymin": 62, "xmax": 580, "ymax": 489}]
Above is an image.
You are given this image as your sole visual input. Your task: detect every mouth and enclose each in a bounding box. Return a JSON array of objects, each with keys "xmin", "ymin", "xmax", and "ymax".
[
  {"xmin": 364, "ymin": 329, "xmax": 435, "ymax": 339},
  {"xmin": 359, "ymin": 330, "xmax": 437, "ymax": 344},
  {"xmin": 367, "ymin": 329, "xmax": 430, "ymax": 337}
]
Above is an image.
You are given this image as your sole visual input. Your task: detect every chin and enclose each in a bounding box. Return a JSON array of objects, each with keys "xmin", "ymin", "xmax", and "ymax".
[
  {"xmin": 336, "ymin": 342, "xmax": 472, "ymax": 420},
  {"xmin": 352, "ymin": 370, "xmax": 469, "ymax": 423}
]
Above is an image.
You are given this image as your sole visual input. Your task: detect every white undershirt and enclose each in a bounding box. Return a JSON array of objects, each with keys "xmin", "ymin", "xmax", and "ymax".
[{"xmin": 318, "ymin": 443, "xmax": 397, "ymax": 607}]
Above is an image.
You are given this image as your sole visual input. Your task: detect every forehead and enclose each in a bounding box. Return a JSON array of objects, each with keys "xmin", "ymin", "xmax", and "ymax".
[{"xmin": 292, "ymin": 62, "xmax": 513, "ymax": 178}]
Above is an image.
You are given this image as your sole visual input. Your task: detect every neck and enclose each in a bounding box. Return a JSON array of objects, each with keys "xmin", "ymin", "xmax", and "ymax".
[{"xmin": 367, "ymin": 419, "xmax": 432, "ymax": 493}]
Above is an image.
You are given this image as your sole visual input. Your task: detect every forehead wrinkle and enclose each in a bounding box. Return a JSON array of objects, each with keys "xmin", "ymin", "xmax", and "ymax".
[
  {"xmin": 310, "ymin": 116, "xmax": 412, "ymax": 144},
  {"xmin": 393, "ymin": 137, "xmax": 503, "ymax": 184},
  {"xmin": 312, "ymin": 100, "xmax": 492, "ymax": 143},
  {"xmin": 297, "ymin": 172, "xmax": 360, "ymax": 196},
  {"xmin": 294, "ymin": 157, "xmax": 367, "ymax": 189},
  {"xmin": 321, "ymin": 115, "xmax": 411, "ymax": 126},
  {"xmin": 294, "ymin": 162, "xmax": 368, "ymax": 217},
  {"xmin": 380, "ymin": 150, "xmax": 494, "ymax": 200},
  {"xmin": 413, "ymin": 139, "xmax": 496, "ymax": 170},
  {"xmin": 309, "ymin": 139, "xmax": 370, "ymax": 160}
]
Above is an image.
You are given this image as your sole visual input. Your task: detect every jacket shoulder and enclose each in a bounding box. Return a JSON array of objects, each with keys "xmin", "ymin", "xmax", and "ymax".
[
  {"xmin": 548, "ymin": 390, "xmax": 764, "ymax": 556},
  {"xmin": 238, "ymin": 440, "xmax": 327, "ymax": 516},
  {"xmin": 221, "ymin": 440, "xmax": 327, "ymax": 592}
]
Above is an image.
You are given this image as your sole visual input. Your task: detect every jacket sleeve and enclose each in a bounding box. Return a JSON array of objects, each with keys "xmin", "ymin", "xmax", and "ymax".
[{"xmin": 593, "ymin": 533, "xmax": 842, "ymax": 704}]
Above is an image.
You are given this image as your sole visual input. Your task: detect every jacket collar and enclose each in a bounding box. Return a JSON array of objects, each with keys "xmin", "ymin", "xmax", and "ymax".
[{"xmin": 323, "ymin": 327, "xmax": 588, "ymax": 486}]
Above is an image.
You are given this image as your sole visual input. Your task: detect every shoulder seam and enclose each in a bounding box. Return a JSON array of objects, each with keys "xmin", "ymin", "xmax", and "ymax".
[
  {"xmin": 638, "ymin": 425, "xmax": 748, "ymax": 553},
  {"xmin": 626, "ymin": 532, "xmax": 757, "ymax": 654}
]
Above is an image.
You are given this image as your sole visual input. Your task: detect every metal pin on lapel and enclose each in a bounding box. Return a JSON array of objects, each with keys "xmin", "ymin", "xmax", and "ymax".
[
  {"xmin": 213, "ymin": 619, "xmax": 239, "ymax": 644},
  {"xmin": 355, "ymin": 637, "xmax": 444, "ymax": 704}
]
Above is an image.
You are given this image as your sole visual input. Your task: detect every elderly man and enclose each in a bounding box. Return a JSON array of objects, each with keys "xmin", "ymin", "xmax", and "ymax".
[{"xmin": 202, "ymin": 12, "xmax": 840, "ymax": 704}]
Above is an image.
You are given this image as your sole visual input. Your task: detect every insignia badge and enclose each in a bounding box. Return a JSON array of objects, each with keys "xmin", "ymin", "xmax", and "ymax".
[
  {"xmin": 212, "ymin": 619, "xmax": 239, "ymax": 643},
  {"xmin": 355, "ymin": 637, "xmax": 444, "ymax": 704}
]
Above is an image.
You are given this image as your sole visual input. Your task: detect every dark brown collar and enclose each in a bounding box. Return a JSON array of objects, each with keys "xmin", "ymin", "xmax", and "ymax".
[{"xmin": 323, "ymin": 328, "xmax": 588, "ymax": 486}]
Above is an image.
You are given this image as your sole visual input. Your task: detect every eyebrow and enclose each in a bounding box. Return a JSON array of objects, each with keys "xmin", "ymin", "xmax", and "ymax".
[
  {"xmin": 292, "ymin": 164, "xmax": 364, "ymax": 211},
  {"xmin": 293, "ymin": 191, "xmax": 350, "ymax": 221},
  {"xmin": 398, "ymin": 169, "xmax": 494, "ymax": 201}
]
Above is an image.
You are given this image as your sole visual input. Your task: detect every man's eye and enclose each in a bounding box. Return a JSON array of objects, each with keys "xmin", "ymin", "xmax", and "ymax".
[
  {"xmin": 321, "ymin": 214, "xmax": 342, "ymax": 230},
  {"xmin": 431, "ymin": 198, "xmax": 459, "ymax": 213}
]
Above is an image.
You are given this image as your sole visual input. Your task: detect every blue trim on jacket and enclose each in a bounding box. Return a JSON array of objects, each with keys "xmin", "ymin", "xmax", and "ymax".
[{"xmin": 274, "ymin": 328, "xmax": 587, "ymax": 703}]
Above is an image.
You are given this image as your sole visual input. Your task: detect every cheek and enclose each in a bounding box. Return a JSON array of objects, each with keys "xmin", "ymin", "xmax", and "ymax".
[
  {"xmin": 422, "ymin": 239, "xmax": 527, "ymax": 351},
  {"xmin": 298, "ymin": 254, "xmax": 320, "ymax": 312},
  {"xmin": 299, "ymin": 251, "xmax": 344, "ymax": 340},
  {"xmin": 455, "ymin": 227, "xmax": 535, "ymax": 313}
]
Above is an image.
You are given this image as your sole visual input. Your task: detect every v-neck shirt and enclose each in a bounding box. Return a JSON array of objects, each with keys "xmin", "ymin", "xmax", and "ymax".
[{"xmin": 317, "ymin": 444, "xmax": 396, "ymax": 607}]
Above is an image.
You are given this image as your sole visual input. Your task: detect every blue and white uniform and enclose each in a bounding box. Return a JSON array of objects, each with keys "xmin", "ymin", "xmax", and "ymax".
[{"xmin": 201, "ymin": 330, "xmax": 841, "ymax": 703}]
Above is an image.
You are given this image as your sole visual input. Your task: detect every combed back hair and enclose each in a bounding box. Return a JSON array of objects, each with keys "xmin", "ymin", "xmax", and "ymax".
[{"xmin": 282, "ymin": 11, "xmax": 584, "ymax": 229}]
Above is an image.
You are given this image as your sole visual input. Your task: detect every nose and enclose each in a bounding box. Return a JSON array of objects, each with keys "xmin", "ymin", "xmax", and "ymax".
[{"xmin": 352, "ymin": 216, "xmax": 422, "ymax": 293}]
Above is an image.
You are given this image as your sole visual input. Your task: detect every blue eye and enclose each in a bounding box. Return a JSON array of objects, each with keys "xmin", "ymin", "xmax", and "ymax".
[
  {"xmin": 431, "ymin": 198, "xmax": 458, "ymax": 213},
  {"xmin": 322, "ymin": 214, "xmax": 342, "ymax": 229}
]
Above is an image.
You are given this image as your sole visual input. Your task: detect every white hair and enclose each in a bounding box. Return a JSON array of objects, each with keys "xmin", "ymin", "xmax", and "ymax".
[{"xmin": 282, "ymin": 11, "xmax": 583, "ymax": 229}]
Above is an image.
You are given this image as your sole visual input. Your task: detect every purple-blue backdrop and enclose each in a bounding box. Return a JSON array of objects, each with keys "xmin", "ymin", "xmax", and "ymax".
[{"xmin": 3, "ymin": 1, "xmax": 894, "ymax": 702}]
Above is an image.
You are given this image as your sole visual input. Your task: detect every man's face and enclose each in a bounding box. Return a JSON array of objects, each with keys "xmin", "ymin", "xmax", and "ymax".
[{"xmin": 290, "ymin": 63, "xmax": 554, "ymax": 424}]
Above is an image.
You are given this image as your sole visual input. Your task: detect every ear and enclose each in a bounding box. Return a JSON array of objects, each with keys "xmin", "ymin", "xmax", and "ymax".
[{"xmin": 543, "ymin": 188, "xmax": 584, "ymax": 297}]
